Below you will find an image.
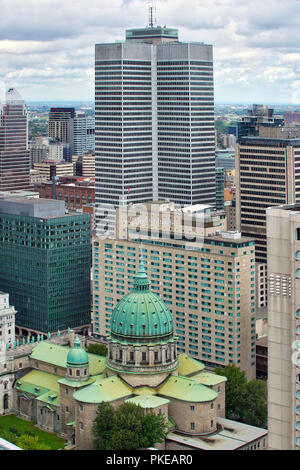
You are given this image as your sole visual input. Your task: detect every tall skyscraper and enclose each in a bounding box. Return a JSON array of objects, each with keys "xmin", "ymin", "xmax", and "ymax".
[
  {"xmin": 95, "ymin": 23, "xmax": 216, "ymax": 233},
  {"xmin": 48, "ymin": 107, "xmax": 75, "ymax": 162},
  {"xmin": 0, "ymin": 198, "xmax": 91, "ymax": 335},
  {"xmin": 0, "ymin": 88, "xmax": 31, "ymax": 191},
  {"xmin": 267, "ymin": 203, "xmax": 300, "ymax": 449}
]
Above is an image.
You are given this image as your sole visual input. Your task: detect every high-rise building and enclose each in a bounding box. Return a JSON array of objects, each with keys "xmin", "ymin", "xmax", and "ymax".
[
  {"xmin": 48, "ymin": 107, "xmax": 75, "ymax": 162},
  {"xmin": 73, "ymin": 112, "xmax": 95, "ymax": 157},
  {"xmin": 0, "ymin": 198, "xmax": 91, "ymax": 335},
  {"xmin": 236, "ymin": 136, "xmax": 300, "ymax": 307},
  {"xmin": 92, "ymin": 202, "xmax": 256, "ymax": 380},
  {"xmin": 94, "ymin": 23, "xmax": 216, "ymax": 233},
  {"xmin": 0, "ymin": 88, "xmax": 31, "ymax": 191},
  {"xmin": 266, "ymin": 203, "xmax": 300, "ymax": 449}
]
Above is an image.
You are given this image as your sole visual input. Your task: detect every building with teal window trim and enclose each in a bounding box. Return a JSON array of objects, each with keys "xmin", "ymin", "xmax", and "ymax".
[{"xmin": 0, "ymin": 198, "xmax": 91, "ymax": 335}]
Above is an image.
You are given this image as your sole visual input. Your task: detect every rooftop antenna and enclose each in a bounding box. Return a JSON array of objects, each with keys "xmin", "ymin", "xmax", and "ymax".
[{"xmin": 148, "ymin": 3, "xmax": 157, "ymax": 28}]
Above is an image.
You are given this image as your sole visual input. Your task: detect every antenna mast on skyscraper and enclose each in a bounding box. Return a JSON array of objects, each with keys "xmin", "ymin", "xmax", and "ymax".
[{"xmin": 148, "ymin": 3, "xmax": 157, "ymax": 28}]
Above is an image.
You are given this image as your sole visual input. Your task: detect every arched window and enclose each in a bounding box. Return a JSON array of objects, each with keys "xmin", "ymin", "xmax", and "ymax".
[
  {"xmin": 296, "ymin": 326, "xmax": 300, "ymax": 335},
  {"xmin": 297, "ymin": 437, "xmax": 300, "ymax": 446},
  {"xmin": 296, "ymin": 406, "xmax": 300, "ymax": 414},
  {"xmin": 296, "ymin": 422, "xmax": 300, "ymax": 430},
  {"xmin": 296, "ymin": 390, "xmax": 300, "ymax": 398},
  {"xmin": 297, "ymin": 310, "xmax": 300, "ymax": 318},
  {"xmin": 296, "ymin": 251, "xmax": 300, "ymax": 260}
]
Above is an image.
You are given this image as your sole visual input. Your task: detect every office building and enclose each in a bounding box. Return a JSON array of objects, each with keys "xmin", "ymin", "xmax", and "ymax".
[
  {"xmin": 94, "ymin": 23, "xmax": 216, "ymax": 233},
  {"xmin": 0, "ymin": 88, "xmax": 31, "ymax": 191},
  {"xmin": 73, "ymin": 152, "xmax": 95, "ymax": 178},
  {"xmin": 236, "ymin": 136, "xmax": 300, "ymax": 307},
  {"xmin": 73, "ymin": 112, "xmax": 95, "ymax": 157},
  {"xmin": 267, "ymin": 203, "xmax": 300, "ymax": 449},
  {"xmin": 48, "ymin": 108, "xmax": 75, "ymax": 162},
  {"xmin": 0, "ymin": 198, "xmax": 91, "ymax": 335},
  {"xmin": 92, "ymin": 202, "xmax": 256, "ymax": 380},
  {"xmin": 0, "ymin": 292, "xmax": 16, "ymax": 352},
  {"xmin": 229, "ymin": 104, "xmax": 284, "ymax": 139},
  {"xmin": 29, "ymin": 137, "xmax": 65, "ymax": 167},
  {"xmin": 33, "ymin": 160, "xmax": 74, "ymax": 181}
]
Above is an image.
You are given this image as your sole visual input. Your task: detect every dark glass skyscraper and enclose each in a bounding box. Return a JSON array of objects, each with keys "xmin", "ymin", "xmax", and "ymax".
[
  {"xmin": 0, "ymin": 88, "xmax": 31, "ymax": 191},
  {"xmin": 0, "ymin": 198, "xmax": 91, "ymax": 334}
]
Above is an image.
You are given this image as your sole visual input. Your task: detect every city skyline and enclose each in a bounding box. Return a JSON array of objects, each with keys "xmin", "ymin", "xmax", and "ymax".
[{"xmin": 1, "ymin": 0, "xmax": 300, "ymax": 104}]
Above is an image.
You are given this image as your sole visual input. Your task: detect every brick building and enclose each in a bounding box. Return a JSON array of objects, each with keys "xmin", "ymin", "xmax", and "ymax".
[{"xmin": 34, "ymin": 176, "xmax": 95, "ymax": 211}]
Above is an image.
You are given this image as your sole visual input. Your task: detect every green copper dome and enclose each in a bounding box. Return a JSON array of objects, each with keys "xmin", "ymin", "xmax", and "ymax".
[
  {"xmin": 110, "ymin": 256, "xmax": 174, "ymax": 343},
  {"xmin": 67, "ymin": 336, "xmax": 89, "ymax": 367}
]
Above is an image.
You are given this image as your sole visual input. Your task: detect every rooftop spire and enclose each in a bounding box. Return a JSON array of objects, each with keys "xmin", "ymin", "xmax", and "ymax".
[{"xmin": 133, "ymin": 248, "xmax": 150, "ymax": 292}]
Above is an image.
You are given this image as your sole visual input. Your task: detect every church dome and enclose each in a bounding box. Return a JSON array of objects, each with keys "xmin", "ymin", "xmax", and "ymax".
[
  {"xmin": 110, "ymin": 256, "xmax": 174, "ymax": 343},
  {"xmin": 67, "ymin": 336, "xmax": 89, "ymax": 367}
]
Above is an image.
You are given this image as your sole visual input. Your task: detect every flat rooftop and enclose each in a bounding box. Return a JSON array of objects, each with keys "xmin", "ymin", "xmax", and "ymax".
[
  {"xmin": 0, "ymin": 198, "xmax": 66, "ymax": 218},
  {"xmin": 167, "ymin": 418, "xmax": 267, "ymax": 450}
]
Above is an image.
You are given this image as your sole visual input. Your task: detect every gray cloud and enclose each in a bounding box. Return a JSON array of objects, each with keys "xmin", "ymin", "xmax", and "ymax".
[{"xmin": 1, "ymin": 0, "xmax": 300, "ymax": 103}]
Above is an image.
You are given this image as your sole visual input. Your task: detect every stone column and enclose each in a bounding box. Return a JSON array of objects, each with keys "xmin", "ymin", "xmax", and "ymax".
[{"xmin": 149, "ymin": 347, "xmax": 154, "ymax": 366}]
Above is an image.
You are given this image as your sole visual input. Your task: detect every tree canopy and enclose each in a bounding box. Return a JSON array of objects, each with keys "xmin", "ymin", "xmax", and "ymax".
[
  {"xmin": 215, "ymin": 364, "xmax": 267, "ymax": 428},
  {"xmin": 86, "ymin": 343, "xmax": 108, "ymax": 357},
  {"xmin": 92, "ymin": 402, "xmax": 166, "ymax": 450}
]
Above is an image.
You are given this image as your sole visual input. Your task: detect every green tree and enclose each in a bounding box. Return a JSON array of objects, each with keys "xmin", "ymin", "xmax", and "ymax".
[
  {"xmin": 92, "ymin": 401, "xmax": 166, "ymax": 450},
  {"xmin": 86, "ymin": 343, "xmax": 108, "ymax": 357},
  {"xmin": 215, "ymin": 364, "xmax": 267, "ymax": 428},
  {"xmin": 16, "ymin": 434, "xmax": 51, "ymax": 450},
  {"xmin": 92, "ymin": 401, "xmax": 115, "ymax": 450}
]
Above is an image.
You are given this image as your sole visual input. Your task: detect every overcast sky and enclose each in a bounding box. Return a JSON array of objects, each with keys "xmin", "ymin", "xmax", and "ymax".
[{"xmin": 1, "ymin": 0, "xmax": 300, "ymax": 104}]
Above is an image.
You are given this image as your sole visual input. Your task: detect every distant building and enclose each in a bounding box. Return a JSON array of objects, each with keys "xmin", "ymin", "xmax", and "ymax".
[
  {"xmin": 0, "ymin": 88, "xmax": 31, "ymax": 191},
  {"xmin": 29, "ymin": 137, "xmax": 66, "ymax": 167},
  {"xmin": 73, "ymin": 112, "xmax": 95, "ymax": 157},
  {"xmin": 229, "ymin": 104, "xmax": 284, "ymax": 139},
  {"xmin": 48, "ymin": 108, "xmax": 75, "ymax": 162},
  {"xmin": 0, "ymin": 198, "xmax": 91, "ymax": 336},
  {"xmin": 33, "ymin": 161, "xmax": 74, "ymax": 181}
]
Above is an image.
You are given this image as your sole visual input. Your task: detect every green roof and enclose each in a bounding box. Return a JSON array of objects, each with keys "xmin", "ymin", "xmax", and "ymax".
[
  {"xmin": 191, "ymin": 371, "xmax": 227, "ymax": 386},
  {"xmin": 177, "ymin": 354, "xmax": 205, "ymax": 376},
  {"xmin": 73, "ymin": 376, "xmax": 132, "ymax": 404},
  {"xmin": 125, "ymin": 395, "xmax": 169, "ymax": 409},
  {"xmin": 110, "ymin": 257, "xmax": 174, "ymax": 343},
  {"xmin": 58, "ymin": 377, "xmax": 96, "ymax": 388},
  {"xmin": 133, "ymin": 387, "xmax": 157, "ymax": 396},
  {"xmin": 30, "ymin": 341, "xmax": 106, "ymax": 376},
  {"xmin": 67, "ymin": 336, "xmax": 89, "ymax": 367},
  {"xmin": 14, "ymin": 370, "xmax": 61, "ymax": 406},
  {"xmin": 158, "ymin": 375, "xmax": 218, "ymax": 403}
]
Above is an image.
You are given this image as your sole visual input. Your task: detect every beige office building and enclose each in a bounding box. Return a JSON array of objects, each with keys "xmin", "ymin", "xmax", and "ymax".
[
  {"xmin": 92, "ymin": 202, "xmax": 257, "ymax": 380},
  {"xmin": 267, "ymin": 203, "xmax": 300, "ymax": 449}
]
